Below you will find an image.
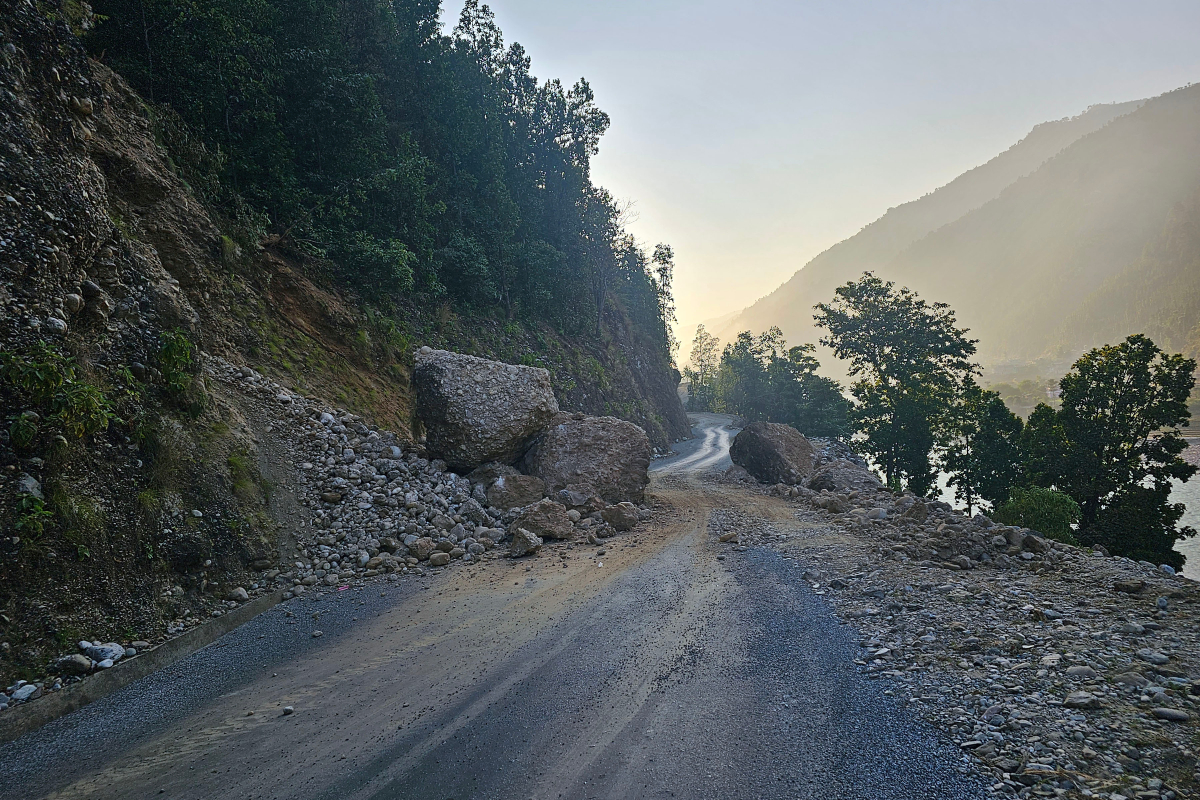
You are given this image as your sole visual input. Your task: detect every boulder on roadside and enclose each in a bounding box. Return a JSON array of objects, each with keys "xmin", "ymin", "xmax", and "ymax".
[
  {"xmin": 510, "ymin": 527, "xmax": 543, "ymax": 557},
  {"xmin": 512, "ymin": 499, "xmax": 575, "ymax": 540},
  {"xmin": 55, "ymin": 653, "xmax": 92, "ymax": 675},
  {"xmin": 486, "ymin": 474, "xmax": 546, "ymax": 510},
  {"xmin": 730, "ymin": 422, "xmax": 816, "ymax": 485},
  {"xmin": 601, "ymin": 502, "xmax": 640, "ymax": 532},
  {"xmin": 414, "ymin": 348, "xmax": 559, "ymax": 471},
  {"xmin": 522, "ymin": 415, "xmax": 651, "ymax": 504}
]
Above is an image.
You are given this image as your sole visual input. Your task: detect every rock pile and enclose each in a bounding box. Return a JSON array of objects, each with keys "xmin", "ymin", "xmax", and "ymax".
[
  {"xmin": 213, "ymin": 354, "xmax": 656, "ymax": 596},
  {"xmin": 4, "ymin": 349, "xmax": 657, "ymax": 715}
]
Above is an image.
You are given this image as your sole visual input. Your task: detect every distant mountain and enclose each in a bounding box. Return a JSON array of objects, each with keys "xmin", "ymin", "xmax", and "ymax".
[
  {"xmin": 1059, "ymin": 184, "xmax": 1200, "ymax": 359},
  {"xmin": 705, "ymin": 90, "xmax": 1200, "ymax": 380}
]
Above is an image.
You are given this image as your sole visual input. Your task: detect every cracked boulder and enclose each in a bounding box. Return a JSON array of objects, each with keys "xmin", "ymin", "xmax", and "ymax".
[{"xmin": 522, "ymin": 415, "xmax": 651, "ymax": 504}]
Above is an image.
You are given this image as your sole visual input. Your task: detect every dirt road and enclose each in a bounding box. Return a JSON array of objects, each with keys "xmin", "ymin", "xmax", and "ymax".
[{"xmin": 1, "ymin": 413, "xmax": 984, "ymax": 799}]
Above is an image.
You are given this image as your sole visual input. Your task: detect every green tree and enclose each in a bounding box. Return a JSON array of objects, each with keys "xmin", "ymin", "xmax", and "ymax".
[
  {"xmin": 940, "ymin": 378, "xmax": 1024, "ymax": 513},
  {"xmin": 713, "ymin": 328, "xmax": 848, "ymax": 438},
  {"xmin": 814, "ymin": 272, "xmax": 977, "ymax": 495},
  {"xmin": 992, "ymin": 487, "xmax": 1081, "ymax": 544},
  {"xmin": 1022, "ymin": 334, "xmax": 1196, "ymax": 566},
  {"xmin": 683, "ymin": 325, "xmax": 721, "ymax": 411}
]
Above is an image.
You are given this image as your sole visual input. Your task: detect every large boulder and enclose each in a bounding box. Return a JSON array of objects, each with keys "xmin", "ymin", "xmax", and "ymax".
[
  {"xmin": 730, "ymin": 422, "xmax": 816, "ymax": 485},
  {"xmin": 512, "ymin": 499, "xmax": 574, "ymax": 540},
  {"xmin": 522, "ymin": 414, "xmax": 651, "ymax": 504},
  {"xmin": 414, "ymin": 348, "xmax": 559, "ymax": 471}
]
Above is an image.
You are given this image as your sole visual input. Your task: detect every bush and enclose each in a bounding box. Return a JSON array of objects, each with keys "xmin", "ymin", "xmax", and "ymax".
[{"xmin": 992, "ymin": 487, "xmax": 1081, "ymax": 544}]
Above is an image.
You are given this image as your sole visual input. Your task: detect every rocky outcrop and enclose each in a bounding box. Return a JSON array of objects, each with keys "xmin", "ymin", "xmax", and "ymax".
[
  {"xmin": 729, "ymin": 422, "xmax": 816, "ymax": 485},
  {"xmin": 522, "ymin": 414, "xmax": 652, "ymax": 504},
  {"xmin": 413, "ymin": 348, "xmax": 560, "ymax": 471}
]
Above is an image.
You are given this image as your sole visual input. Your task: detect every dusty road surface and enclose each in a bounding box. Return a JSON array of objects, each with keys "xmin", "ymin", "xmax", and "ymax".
[{"xmin": 2, "ymin": 413, "xmax": 984, "ymax": 800}]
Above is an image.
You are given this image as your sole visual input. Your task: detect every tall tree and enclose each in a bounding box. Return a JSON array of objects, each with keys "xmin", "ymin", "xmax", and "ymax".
[
  {"xmin": 940, "ymin": 378, "xmax": 1024, "ymax": 513},
  {"xmin": 1023, "ymin": 334, "xmax": 1196, "ymax": 566},
  {"xmin": 683, "ymin": 325, "xmax": 721, "ymax": 411},
  {"xmin": 712, "ymin": 328, "xmax": 848, "ymax": 438},
  {"xmin": 814, "ymin": 272, "xmax": 977, "ymax": 495}
]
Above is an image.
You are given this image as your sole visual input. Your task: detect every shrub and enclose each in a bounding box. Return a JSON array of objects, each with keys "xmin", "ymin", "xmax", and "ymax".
[{"xmin": 992, "ymin": 487, "xmax": 1081, "ymax": 544}]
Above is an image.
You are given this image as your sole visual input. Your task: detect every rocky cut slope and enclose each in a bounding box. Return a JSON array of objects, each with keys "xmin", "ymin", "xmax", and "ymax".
[{"xmin": 0, "ymin": 2, "xmax": 685, "ymax": 687}]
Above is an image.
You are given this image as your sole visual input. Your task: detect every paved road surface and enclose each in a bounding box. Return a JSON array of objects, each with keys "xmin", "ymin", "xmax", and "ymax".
[{"xmin": 1, "ymin": 413, "xmax": 984, "ymax": 800}]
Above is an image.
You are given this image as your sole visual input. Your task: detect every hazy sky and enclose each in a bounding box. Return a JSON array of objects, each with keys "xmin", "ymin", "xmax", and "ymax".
[{"xmin": 442, "ymin": 1, "xmax": 1200, "ymax": 335}]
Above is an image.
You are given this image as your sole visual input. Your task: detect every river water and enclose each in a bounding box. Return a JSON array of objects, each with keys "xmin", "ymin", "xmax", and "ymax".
[{"xmin": 1172, "ymin": 439, "xmax": 1200, "ymax": 579}]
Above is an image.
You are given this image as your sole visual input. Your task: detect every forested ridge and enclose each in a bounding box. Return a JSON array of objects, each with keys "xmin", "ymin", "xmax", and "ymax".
[
  {"xmin": 710, "ymin": 84, "xmax": 1200, "ymax": 379},
  {"xmin": 84, "ymin": 0, "xmax": 676, "ymax": 355}
]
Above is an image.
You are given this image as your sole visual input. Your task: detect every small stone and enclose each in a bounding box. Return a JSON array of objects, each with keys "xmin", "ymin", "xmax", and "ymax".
[
  {"xmin": 320, "ymin": 492, "xmax": 343, "ymax": 504},
  {"xmin": 1151, "ymin": 707, "xmax": 1190, "ymax": 722},
  {"xmin": 10, "ymin": 684, "xmax": 41, "ymax": 702},
  {"xmin": 1066, "ymin": 665, "xmax": 1098, "ymax": 679},
  {"xmin": 228, "ymin": 587, "xmax": 249, "ymax": 602},
  {"xmin": 428, "ymin": 552, "xmax": 451, "ymax": 567},
  {"xmin": 83, "ymin": 642, "xmax": 125, "ymax": 662},
  {"xmin": 1136, "ymin": 648, "xmax": 1170, "ymax": 666},
  {"xmin": 282, "ymin": 706, "xmax": 294, "ymax": 716},
  {"xmin": 1063, "ymin": 691, "xmax": 1102, "ymax": 709},
  {"xmin": 191, "ymin": 509, "xmax": 203, "ymax": 518},
  {"xmin": 45, "ymin": 317, "xmax": 68, "ymax": 334},
  {"xmin": 56, "ymin": 654, "xmax": 91, "ymax": 675},
  {"xmin": 312, "ymin": 631, "xmax": 323, "ymax": 638},
  {"xmin": 1113, "ymin": 671, "xmax": 1150, "ymax": 687},
  {"xmin": 97, "ymin": 659, "xmax": 114, "ymax": 669},
  {"xmin": 601, "ymin": 502, "xmax": 640, "ymax": 532},
  {"xmin": 509, "ymin": 527, "xmax": 543, "ymax": 557}
]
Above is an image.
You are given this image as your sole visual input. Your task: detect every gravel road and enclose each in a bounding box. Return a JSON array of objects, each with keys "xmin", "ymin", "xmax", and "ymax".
[{"xmin": 1, "ymin": 413, "xmax": 985, "ymax": 800}]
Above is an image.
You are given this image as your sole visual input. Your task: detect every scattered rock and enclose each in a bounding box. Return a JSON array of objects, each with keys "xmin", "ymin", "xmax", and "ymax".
[
  {"xmin": 509, "ymin": 528, "xmax": 543, "ymax": 557},
  {"xmin": 1063, "ymin": 691, "xmax": 1102, "ymax": 709},
  {"xmin": 55, "ymin": 654, "xmax": 91, "ymax": 675},
  {"xmin": 600, "ymin": 502, "xmax": 640, "ymax": 532},
  {"xmin": 512, "ymin": 499, "xmax": 574, "ymax": 540},
  {"xmin": 1151, "ymin": 707, "xmax": 1190, "ymax": 722}
]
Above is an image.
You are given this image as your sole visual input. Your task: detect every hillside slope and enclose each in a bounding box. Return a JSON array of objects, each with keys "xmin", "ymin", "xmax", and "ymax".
[
  {"xmin": 884, "ymin": 83, "xmax": 1200, "ymax": 367},
  {"xmin": 1058, "ymin": 185, "xmax": 1200, "ymax": 360},
  {"xmin": 0, "ymin": 3, "xmax": 684, "ymax": 685},
  {"xmin": 710, "ymin": 100, "xmax": 1142, "ymax": 351}
]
